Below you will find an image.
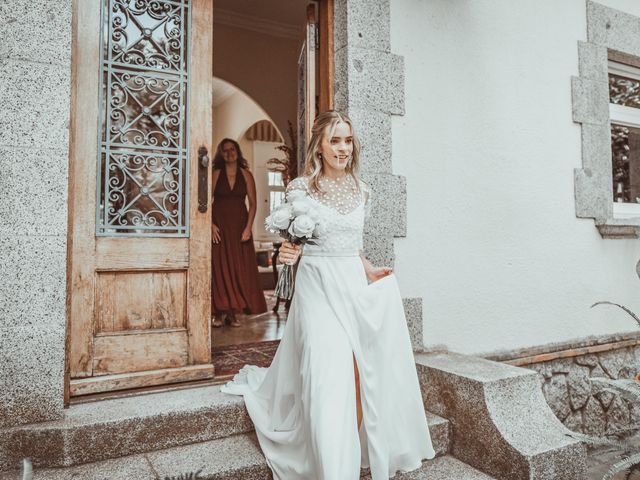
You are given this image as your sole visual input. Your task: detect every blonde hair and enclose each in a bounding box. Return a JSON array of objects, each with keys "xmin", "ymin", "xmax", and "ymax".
[{"xmin": 303, "ymin": 110, "xmax": 361, "ymax": 193}]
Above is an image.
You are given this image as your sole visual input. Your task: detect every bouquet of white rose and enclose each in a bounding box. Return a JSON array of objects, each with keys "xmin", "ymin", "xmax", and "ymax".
[{"xmin": 265, "ymin": 190, "xmax": 324, "ymax": 300}]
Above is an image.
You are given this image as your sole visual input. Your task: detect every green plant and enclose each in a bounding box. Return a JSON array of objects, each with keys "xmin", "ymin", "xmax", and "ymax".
[{"xmin": 164, "ymin": 470, "xmax": 203, "ymax": 480}]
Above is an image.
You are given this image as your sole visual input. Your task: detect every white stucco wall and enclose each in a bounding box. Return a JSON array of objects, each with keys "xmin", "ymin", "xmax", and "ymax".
[{"xmin": 391, "ymin": 0, "xmax": 640, "ymax": 355}]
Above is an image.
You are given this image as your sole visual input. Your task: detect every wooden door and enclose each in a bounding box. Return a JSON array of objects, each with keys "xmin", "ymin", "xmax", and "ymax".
[
  {"xmin": 297, "ymin": 5, "xmax": 318, "ymax": 175},
  {"xmin": 297, "ymin": 1, "xmax": 333, "ymax": 174},
  {"xmin": 67, "ymin": 0, "xmax": 213, "ymax": 397}
]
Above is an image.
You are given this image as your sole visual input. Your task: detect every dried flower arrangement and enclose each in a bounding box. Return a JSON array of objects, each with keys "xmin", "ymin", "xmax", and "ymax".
[{"xmin": 267, "ymin": 120, "xmax": 298, "ymax": 186}]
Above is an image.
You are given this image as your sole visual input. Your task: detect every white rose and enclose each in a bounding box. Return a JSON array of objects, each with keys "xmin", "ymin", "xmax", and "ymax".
[
  {"xmin": 287, "ymin": 190, "xmax": 306, "ymax": 202},
  {"xmin": 291, "ymin": 198, "xmax": 311, "ymax": 216},
  {"xmin": 266, "ymin": 205, "xmax": 292, "ymax": 231},
  {"xmin": 312, "ymin": 221, "xmax": 327, "ymax": 239},
  {"xmin": 288, "ymin": 214, "xmax": 316, "ymax": 238}
]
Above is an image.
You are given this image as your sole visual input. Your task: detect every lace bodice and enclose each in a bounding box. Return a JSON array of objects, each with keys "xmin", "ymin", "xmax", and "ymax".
[{"xmin": 285, "ymin": 175, "xmax": 371, "ymax": 254}]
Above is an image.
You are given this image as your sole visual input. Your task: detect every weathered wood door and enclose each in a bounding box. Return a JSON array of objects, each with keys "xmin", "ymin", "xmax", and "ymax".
[
  {"xmin": 297, "ymin": 1, "xmax": 333, "ymax": 174},
  {"xmin": 297, "ymin": 4, "xmax": 318, "ymax": 175},
  {"xmin": 67, "ymin": 0, "xmax": 213, "ymax": 397}
]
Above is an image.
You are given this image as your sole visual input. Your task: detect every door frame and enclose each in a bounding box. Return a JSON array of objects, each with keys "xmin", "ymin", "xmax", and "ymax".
[
  {"xmin": 64, "ymin": 0, "xmax": 335, "ymax": 406},
  {"xmin": 316, "ymin": 0, "xmax": 334, "ymax": 112}
]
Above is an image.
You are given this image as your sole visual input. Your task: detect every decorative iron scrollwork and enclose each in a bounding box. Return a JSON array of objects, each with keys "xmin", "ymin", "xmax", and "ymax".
[{"xmin": 96, "ymin": 0, "xmax": 190, "ymax": 236}]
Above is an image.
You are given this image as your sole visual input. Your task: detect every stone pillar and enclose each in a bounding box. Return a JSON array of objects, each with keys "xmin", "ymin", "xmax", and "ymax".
[
  {"xmin": 333, "ymin": 0, "xmax": 426, "ymax": 348},
  {"xmin": 0, "ymin": 0, "xmax": 72, "ymax": 427},
  {"xmin": 334, "ymin": 0, "xmax": 406, "ymax": 267}
]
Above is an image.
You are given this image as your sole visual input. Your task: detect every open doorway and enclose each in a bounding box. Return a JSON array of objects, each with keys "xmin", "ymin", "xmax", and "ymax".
[{"xmin": 210, "ymin": 0, "xmax": 333, "ymax": 377}]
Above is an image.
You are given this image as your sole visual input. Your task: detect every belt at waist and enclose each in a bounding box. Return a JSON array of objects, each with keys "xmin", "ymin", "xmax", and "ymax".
[{"xmin": 302, "ymin": 250, "xmax": 359, "ymax": 257}]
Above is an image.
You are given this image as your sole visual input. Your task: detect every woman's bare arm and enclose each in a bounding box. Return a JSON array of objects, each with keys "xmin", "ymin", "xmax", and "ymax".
[
  {"xmin": 242, "ymin": 168, "xmax": 257, "ymax": 241},
  {"xmin": 360, "ymin": 252, "xmax": 392, "ymax": 282},
  {"xmin": 211, "ymin": 169, "xmax": 221, "ymax": 242}
]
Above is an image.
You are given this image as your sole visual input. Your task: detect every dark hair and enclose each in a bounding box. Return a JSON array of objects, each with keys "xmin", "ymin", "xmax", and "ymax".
[{"xmin": 213, "ymin": 138, "xmax": 249, "ymax": 170}]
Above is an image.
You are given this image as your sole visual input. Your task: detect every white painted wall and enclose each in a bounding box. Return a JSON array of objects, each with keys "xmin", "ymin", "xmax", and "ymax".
[
  {"xmin": 213, "ymin": 85, "xmax": 268, "ymax": 148},
  {"xmin": 252, "ymin": 140, "xmax": 287, "ymax": 242},
  {"xmin": 390, "ymin": 0, "xmax": 640, "ymax": 355}
]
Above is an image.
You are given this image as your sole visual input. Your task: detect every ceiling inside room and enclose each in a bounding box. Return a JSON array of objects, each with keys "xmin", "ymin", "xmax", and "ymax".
[{"xmin": 214, "ymin": 0, "xmax": 308, "ymax": 30}]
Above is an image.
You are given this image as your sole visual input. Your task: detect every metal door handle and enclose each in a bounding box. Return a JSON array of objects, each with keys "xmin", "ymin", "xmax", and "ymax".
[{"xmin": 198, "ymin": 146, "xmax": 209, "ymax": 213}]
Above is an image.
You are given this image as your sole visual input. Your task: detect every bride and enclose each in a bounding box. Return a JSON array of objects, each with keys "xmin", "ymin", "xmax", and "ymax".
[{"xmin": 220, "ymin": 111, "xmax": 435, "ymax": 479}]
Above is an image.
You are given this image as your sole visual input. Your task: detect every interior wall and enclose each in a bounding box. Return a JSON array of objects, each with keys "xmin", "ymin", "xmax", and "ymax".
[
  {"xmin": 390, "ymin": 0, "xmax": 640, "ymax": 356},
  {"xmin": 212, "ymin": 86, "xmax": 285, "ymax": 240},
  {"xmin": 213, "ymin": 88, "xmax": 268, "ymax": 149},
  {"xmin": 213, "ymin": 22, "xmax": 301, "ymax": 140}
]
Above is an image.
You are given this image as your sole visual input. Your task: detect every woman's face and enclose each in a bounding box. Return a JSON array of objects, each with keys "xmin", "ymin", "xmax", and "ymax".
[
  {"xmin": 221, "ymin": 142, "xmax": 238, "ymax": 164},
  {"xmin": 318, "ymin": 121, "xmax": 353, "ymax": 173}
]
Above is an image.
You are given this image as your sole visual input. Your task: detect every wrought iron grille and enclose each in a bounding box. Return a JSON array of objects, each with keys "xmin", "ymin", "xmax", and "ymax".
[{"xmin": 96, "ymin": 0, "xmax": 191, "ymax": 236}]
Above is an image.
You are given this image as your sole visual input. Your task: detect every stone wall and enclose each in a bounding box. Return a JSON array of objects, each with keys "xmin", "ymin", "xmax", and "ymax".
[
  {"xmin": 332, "ymin": 0, "xmax": 425, "ymax": 344},
  {"xmin": 0, "ymin": 0, "xmax": 72, "ymax": 427},
  {"xmin": 525, "ymin": 346, "xmax": 640, "ymax": 436}
]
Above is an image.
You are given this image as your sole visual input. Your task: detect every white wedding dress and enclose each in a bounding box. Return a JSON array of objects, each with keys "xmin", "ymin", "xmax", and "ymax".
[{"xmin": 220, "ymin": 175, "xmax": 435, "ymax": 479}]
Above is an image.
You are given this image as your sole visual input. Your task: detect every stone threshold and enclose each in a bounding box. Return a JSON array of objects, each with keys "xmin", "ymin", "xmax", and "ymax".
[
  {"xmin": 483, "ymin": 330, "xmax": 640, "ymax": 366},
  {"xmin": 0, "ymin": 382, "xmax": 451, "ymax": 472}
]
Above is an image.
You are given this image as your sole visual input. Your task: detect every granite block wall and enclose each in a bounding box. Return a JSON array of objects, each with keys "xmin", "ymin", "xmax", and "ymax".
[
  {"xmin": 526, "ymin": 346, "xmax": 640, "ymax": 436},
  {"xmin": 334, "ymin": 0, "xmax": 406, "ymax": 268},
  {"xmin": 0, "ymin": 0, "xmax": 72, "ymax": 427}
]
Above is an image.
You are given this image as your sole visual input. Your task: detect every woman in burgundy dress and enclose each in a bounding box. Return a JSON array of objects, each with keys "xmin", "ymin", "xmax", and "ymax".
[{"xmin": 211, "ymin": 138, "xmax": 267, "ymax": 327}]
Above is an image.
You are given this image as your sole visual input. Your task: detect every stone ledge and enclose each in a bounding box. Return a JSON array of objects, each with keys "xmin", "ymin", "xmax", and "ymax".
[
  {"xmin": 485, "ymin": 330, "xmax": 640, "ymax": 364},
  {"xmin": 416, "ymin": 352, "xmax": 587, "ymax": 480},
  {"xmin": 596, "ymin": 221, "xmax": 640, "ymax": 239}
]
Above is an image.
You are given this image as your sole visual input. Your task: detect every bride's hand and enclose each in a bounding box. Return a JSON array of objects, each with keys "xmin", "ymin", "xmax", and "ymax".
[
  {"xmin": 366, "ymin": 266, "xmax": 392, "ymax": 282},
  {"xmin": 278, "ymin": 241, "xmax": 302, "ymax": 265}
]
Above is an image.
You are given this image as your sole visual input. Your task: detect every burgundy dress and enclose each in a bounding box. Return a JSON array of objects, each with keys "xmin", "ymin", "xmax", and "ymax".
[{"xmin": 211, "ymin": 167, "xmax": 267, "ymax": 314}]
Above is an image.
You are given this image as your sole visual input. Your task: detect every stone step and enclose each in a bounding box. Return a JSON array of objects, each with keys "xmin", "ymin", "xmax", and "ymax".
[
  {"xmin": 0, "ymin": 384, "xmax": 450, "ymax": 471},
  {"xmin": 0, "ymin": 432, "xmax": 491, "ymax": 480}
]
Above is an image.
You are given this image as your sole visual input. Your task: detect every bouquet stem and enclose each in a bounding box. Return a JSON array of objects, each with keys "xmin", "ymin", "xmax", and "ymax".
[{"xmin": 275, "ymin": 263, "xmax": 295, "ymax": 300}]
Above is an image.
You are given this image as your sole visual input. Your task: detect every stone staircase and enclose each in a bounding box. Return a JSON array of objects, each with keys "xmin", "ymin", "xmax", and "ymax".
[{"xmin": 0, "ymin": 352, "xmax": 589, "ymax": 479}]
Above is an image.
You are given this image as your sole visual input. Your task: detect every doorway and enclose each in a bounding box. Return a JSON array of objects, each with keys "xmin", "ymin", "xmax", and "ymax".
[
  {"xmin": 210, "ymin": 0, "xmax": 334, "ymax": 377},
  {"xmin": 65, "ymin": 0, "xmax": 333, "ymax": 399}
]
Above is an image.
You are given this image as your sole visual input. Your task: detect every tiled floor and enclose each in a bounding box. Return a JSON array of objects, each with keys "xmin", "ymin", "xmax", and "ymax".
[
  {"xmin": 211, "ymin": 291, "xmax": 288, "ymax": 348},
  {"xmin": 212, "ymin": 291, "xmax": 287, "ymax": 377}
]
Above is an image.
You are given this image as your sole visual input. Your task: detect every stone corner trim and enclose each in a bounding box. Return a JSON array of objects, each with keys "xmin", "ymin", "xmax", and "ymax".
[
  {"xmin": 573, "ymin": 2, "xmax": 640, "ymax": 238},
  {"xmin": 416, "ymin": 352, "xmax": 587, "ymax": 480},
  {"xmin": 333, "ymin": 0, "xmax": 407, "ymax": 264}
]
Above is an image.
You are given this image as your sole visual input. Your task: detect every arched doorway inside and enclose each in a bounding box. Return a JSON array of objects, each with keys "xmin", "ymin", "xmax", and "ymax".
[{"xmin": 210, "ymin": 79, "xmax": 290, "ymax": 375}]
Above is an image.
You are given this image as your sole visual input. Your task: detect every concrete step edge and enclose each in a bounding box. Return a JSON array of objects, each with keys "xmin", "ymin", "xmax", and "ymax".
[
  {"xmin": 1, "ymin": 384, "xmax": 450, "ymax": 471},
  {"xmin": 1, "ymin": 431, "xmax": 465, "ymax": 480}
]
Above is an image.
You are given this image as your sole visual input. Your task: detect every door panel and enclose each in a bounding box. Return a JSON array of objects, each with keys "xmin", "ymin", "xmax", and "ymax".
[
  {"xmin": 95, "ymin": 270, "xmax": 186, "ymax": 332},
  {"xmin": 93, "ymin": 330, "xmax": 188, "ymax": 375},
  {"xmin": 67, "ymin": 0, "xmax": 213, "ymax": 396},
  {"xmin": 297, "ymin": 5, "xmax": 317, "ymax": 175}
]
